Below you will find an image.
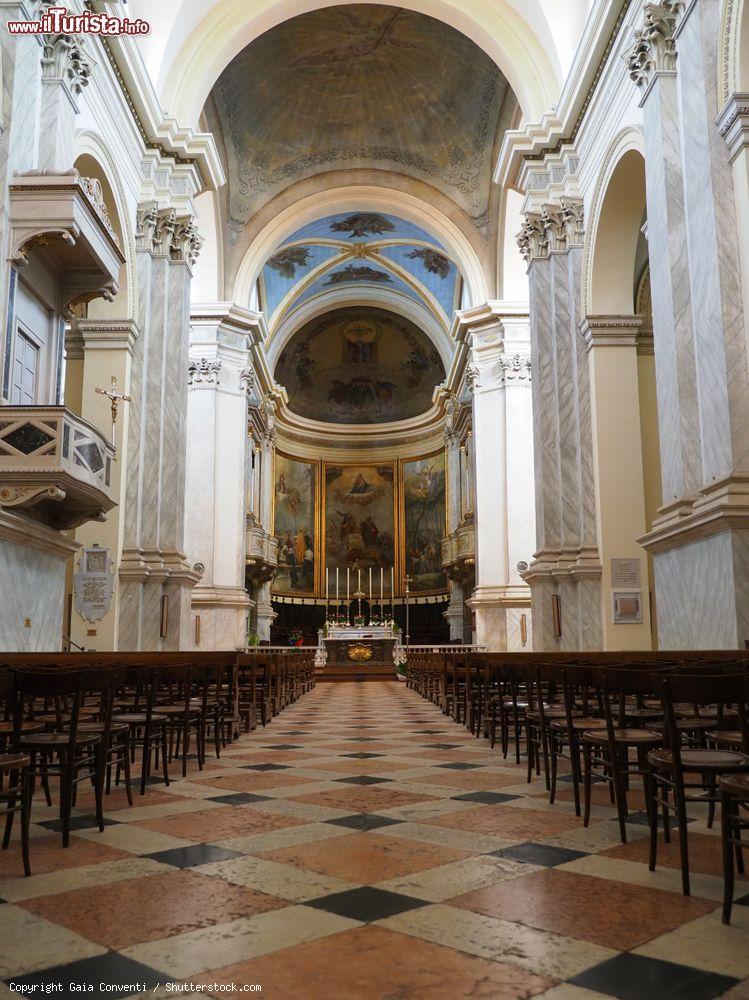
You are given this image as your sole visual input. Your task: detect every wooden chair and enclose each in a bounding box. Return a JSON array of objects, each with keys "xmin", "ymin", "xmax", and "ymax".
[
  {"xmin": 718, "ymin": 772, "xmax": 749, "ymax": 924},
  {"xmin": 114, "ymin": 666, "xmax": 170, "ymax": 795},
  {"xmin": 648, "ymin": 669, "xmax": 749, "ymax": 896},
  {"xmin": 15, "ymin": 669, "xmax": 107, "ymax": 847},
  {"xmin": 0, "ymin": 672, "xmax": 32, "ymax": 876}
]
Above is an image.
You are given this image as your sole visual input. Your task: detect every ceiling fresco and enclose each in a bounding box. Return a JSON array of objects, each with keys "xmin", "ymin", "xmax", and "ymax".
[
  {"xmin": 207, "ymin": 6, "xmax": 517, "ymax": 237},
  {"xmin": 274, "ymin": 306, "xmax": 446, "ymax": 425},
  {"xmin": 260, "ymin": 212, "xmax": 461, "ymax": 328}
]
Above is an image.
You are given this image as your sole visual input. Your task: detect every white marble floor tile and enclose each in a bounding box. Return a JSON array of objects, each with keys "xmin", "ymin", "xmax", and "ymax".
[
  {"xmin": 376, "ymin": 854, "xmax": 537, "ymax": 902},
  {"xmin": 633, "ymin": 906, "xmax": 749, "ymax": 977},
  {"xmin": 0, "ymin": 905, "xmax": 106, "ymax": 976},
  {"xmin": 198, "ymin": 854, "xmax": 358, "ymax": 901}
]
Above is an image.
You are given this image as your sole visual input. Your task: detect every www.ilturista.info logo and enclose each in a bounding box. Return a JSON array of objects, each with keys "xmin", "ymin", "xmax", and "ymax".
[{"xmin": 8, "ymin": 5, "xmax": 149, "ymax": 35}]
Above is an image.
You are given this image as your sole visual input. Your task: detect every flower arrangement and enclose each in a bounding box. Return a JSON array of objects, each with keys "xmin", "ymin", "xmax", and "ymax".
[
  {"xmin": 353, "ymin": 614, "xmax": 366, "ymax": 627},
  {"xmin": 288, "ymin": 630, "xmax": 304, "ymax": 647}
]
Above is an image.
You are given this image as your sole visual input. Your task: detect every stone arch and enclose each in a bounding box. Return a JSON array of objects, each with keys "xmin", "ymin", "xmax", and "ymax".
[
  {"xmin": 584, "ymin": 129, "xmax": 647, "ymax": 316},
  {"xmin": 151, "ymin": 0, "xmax": 565, "ymax": 128},
  {"xmin": 232, "ymin": 184, "xmax": 489, "ymax": 314}
]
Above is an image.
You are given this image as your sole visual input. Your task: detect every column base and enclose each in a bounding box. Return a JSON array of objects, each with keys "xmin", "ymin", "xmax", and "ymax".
[
  {"xmin": 466, "ymin": 585, "xmax": 531, "ymax": 651},
  {"xmin": 640, "ymin": 478, "xmax": 749, "ymax": 648},
  {"xmin": 191, "ymin": 586, "xmax": 253, "ymax": 650},
  {"xmin": 118, "ymin": 548, "xmax": 201, "ymax": 650},
  {"xmin": 525, "ymin": 549, "xmax": 602, "ymax": 651}
]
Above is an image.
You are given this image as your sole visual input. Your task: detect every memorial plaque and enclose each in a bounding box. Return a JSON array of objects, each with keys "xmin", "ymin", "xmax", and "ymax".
[
  {"xmin": 74, "ymin": 546, "xmax": 114, "ymax": 622},
  {"xmin": 611, "ymin": 558, "xmax": 641, "ymax": 588},
  {"xmin": 612, "ymin": 591, "xmax": 643, "ymax": 624}
]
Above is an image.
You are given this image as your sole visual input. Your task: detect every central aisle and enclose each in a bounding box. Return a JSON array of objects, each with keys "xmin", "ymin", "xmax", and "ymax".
[{"xmin": 2, "ymin": 681, "xmax": 746, "ymax": 999}]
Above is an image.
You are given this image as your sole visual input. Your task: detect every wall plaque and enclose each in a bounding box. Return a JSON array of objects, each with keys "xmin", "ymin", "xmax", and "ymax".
[
  {"xmin": 612, "ymin": 591, "xmax": 643, "ymax": 625},
  {"xmin": 74, "ymin": 546, "xmax": 114, "ymax": 623},
  {"xmin": 611, "ymin": 558, "xmax": 641, "ymax": 588}
]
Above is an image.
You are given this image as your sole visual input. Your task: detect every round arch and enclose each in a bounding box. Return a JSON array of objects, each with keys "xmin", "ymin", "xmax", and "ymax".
[
  {"xmin": 233, "ymin": 185, "xmax": 488, "ymax": 313},
  {"xmin": 73, "ymin": 132, "xmax": 138, "ymax": 322},
  {"xmin": 584, "ymin": 128, "xmax": 647, "ymax": 316},
  {"xmin": 267, "ymin": 286, "xmax": 453, "ymax": 371},
  {"xmin": 155, "ymin": 0, "xmax": 562, "ymax": 127},
  {"xmin": 720, "ymin": 0, "xmax": 748, "ymax": 105}
]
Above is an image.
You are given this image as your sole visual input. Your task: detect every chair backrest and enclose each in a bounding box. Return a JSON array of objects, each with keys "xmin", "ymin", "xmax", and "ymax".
[{"xmin": 659, "ymin": 671, "xmax": 749, "ymax": 760}]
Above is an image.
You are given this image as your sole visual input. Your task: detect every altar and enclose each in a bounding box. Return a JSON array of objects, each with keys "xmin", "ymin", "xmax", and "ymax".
[{"xmin": 318, "ymin": 626, "xmax": 402, "ymax": 667}]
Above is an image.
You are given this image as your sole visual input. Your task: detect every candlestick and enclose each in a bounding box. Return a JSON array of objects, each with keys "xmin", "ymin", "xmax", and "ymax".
[
  {"xmin": 326, "ymin": 567, "xmax": 329, "ymax": 602},
  {"xmin": 336, "ymin": 567, "xmax": 339, "ymax": 602},
  {"xmin": 368, "ymin": 567, "xmax": 372, "ymax": 604},
  {"xmin": 347, "ymin": 568, "xmax": 350, "ymax": 603}
]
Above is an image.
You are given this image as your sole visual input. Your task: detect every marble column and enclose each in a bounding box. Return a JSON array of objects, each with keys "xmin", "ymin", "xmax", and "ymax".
[
  {"xmin": 519, "ymin": 201, "xmax": 602, "ymax": 650},
  {"xmin": 183, "ymin": 307, "xmax": 260, "ymax": 650},
  {"xmin": 118, "ymin": 206, "xmax": 202, "ymax": 649},
  {"xmin": 631, "ymin": 1, "xmax": 749, "ymax": 647},
  {"xmin": 462, "ymin": 305, "xmax": 534, "ymax": 651}
]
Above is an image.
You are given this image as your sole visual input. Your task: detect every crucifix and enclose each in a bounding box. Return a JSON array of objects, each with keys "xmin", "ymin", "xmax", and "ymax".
[{"xmin": 95, "ymin": 376, "xmax": 131, "ymax": 457}]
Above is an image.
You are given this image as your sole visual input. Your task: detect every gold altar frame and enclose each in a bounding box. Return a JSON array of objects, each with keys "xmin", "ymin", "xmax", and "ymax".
[
  {"xmin": 399, "ymin": 449, "xmax": 448, "ymax": 596},
  {"xmin": 273, "ymin": 452, "xmax": 320, "ymax": 598}
]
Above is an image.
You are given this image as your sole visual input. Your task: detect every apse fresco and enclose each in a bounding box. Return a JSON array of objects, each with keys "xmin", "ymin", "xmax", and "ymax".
[
  {"xmin": 324, "ymin": 464, "xmax": 396, "ymax": 592},
  {"xmin": 404, "ymin": 452, "xmax": 447, "ymax": 592},
  {"xmin": 274, "ymin": 455, "xmax": 316, "ymax": 594},
  {"xmin": 275, "ymin": 307, "xmax": 445, "ymax": 424}
]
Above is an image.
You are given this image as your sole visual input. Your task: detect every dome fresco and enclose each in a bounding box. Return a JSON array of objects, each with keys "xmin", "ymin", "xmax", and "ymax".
[{"xmin": 274, "ymin": 306, "xmax": 446, "ymax": 425}]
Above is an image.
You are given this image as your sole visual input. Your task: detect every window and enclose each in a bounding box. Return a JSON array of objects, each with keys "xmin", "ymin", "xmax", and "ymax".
[{"xmin": 11, "ymin": 329, "xmax": 39, "ymax": 405}]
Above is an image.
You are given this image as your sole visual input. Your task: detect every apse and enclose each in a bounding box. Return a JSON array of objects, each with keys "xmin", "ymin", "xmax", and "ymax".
[{"xmin": 275, "ymin": 307, "xmax": 445, "ymax": 425}]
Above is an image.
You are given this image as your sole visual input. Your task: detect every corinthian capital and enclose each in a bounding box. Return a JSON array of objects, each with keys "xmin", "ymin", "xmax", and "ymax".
[
  {"xmin": 539, "ymin": 199, "xmax": 585, "ymax": 254},
  {"xmin": 41, "ymin": 33, "xmax": 92, "ymax": 110},
  {"xmin": 517, "ymin": 212, "xmax": 548, "ymax": 264},
  {"xmin": 171, "ymin": 217, "xmax": 203, "ymax": 269},
  {"xmin": 627, "ymin": 3, "xmax": 680, "ymax": 89}
]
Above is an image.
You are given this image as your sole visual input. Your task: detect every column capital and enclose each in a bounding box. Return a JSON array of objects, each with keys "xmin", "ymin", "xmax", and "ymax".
[
  {"xmin": 188, "ymin": 357, "xmax": 222, "ymax": 387},
  {"xmin": 66, "ymin": 318, "xmax": 140, "ymax": 359},
  {"xmin": 717, "ymin": 92, "xmax": 749, "ymax": 161},
  {"xmin": 41, "ymin": 32, "xmax": 92, "ymax": 112},
  {"xmin": 498, "ymin": 352, "xmax": 532, "ymax": 385},
  {"xmin": 136, "ymin": 203, "xmax": 202, "ymax": 267},
  {"xmin": 627, "ymin": 3, "xmax": 681, "ymax": 96},
  {"xmin": 517, "ymin": 200, "xmax": 584, "ymax": 263},
  {"xmin": 580, "ymin": 315, "xmax": 649, "ymax": 352}
]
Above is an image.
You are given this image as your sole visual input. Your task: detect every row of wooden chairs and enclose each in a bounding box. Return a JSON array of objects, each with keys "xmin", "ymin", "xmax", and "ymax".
[
  {"xmin": 0, "ymin": 649, "xmax": 316, "ymax": 877},
  {"xmin": 406, "ymin": 650, "xmax": 749, "ymax": 924}
]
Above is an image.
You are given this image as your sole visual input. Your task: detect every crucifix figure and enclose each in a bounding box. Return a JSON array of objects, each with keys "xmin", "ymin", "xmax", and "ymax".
[{"xmin": 95, "ymin": 376, "xmax": 131, "ymax": 457}]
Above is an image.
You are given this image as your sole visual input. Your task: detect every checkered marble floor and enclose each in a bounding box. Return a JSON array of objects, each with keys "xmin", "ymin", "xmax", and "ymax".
[{"xmin": 2, "ymin": 680, "xmax": 749, "ymax": 999}]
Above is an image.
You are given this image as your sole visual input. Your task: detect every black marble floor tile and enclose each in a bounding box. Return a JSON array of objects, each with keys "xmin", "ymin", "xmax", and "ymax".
[
  {"xmin": 570, "ymin": 953, "xmax": 739, "ymax": 1000},
  {"xmin": 144, "ymin": 844, "xmax": 244, "ymax": 869},
  {"xmin": 242, "ymin": 763, "xmax": 291, "ymax": 771},
  {"xmin": 335, "ymin": 775, "xmax": 393, "ymax": 785},
  {"xmin": 262, "ymin": 744, "xmax": 304, "ymax": 750},
  {"xmin": 436, "ymin": 762, "xmax": 484, "ymax": 771},
  {"xmin": 38, "ymin": 815, "xmax": 121, "ymax": 833},
  {"xmin": 420, "ymin": 743, "xmax": 462, "ymax": 750},
  {"xmin": 210, "ymin": 792, "xmax": 273, "ymax": 806},
  {"xmin": 451, "ymin": 791, "xmax": 520, "ymax": 804},
  {"xmin": 5, "ymin": 952, "xmax": 168, "ymax": 998},
  {"xmin": 306, "ymin": 886, "xmax": 427, "ymax": 922},
  {"xmin": 324, "ymin": 813, "xmax": 404, "ymax": 832},
  {"xmin": 340, "ymin": 752, "xmax": 385, "ymax": 759},
  {"xmin": 491, "ymin": 842, "xmax": 589, "ymax": 867}
]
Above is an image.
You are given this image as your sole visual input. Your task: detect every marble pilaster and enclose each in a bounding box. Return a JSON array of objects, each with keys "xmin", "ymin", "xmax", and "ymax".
[
  {"xmin": 38, "ymin": 32, "xmax": 91, "ymax": 171},
  {"xmin": 118, "ymin": 204, "xmax": 202, "ymax": 650},
  {"xmin": 521, "ymin": 202, "xmax": 602, "ymax": 651}
]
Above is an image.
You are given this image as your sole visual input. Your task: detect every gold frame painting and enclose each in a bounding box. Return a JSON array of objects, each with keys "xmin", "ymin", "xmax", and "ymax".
[
  {"xmin": 321, "ymin": 461, "xmax": 400, "ymax": 597},
  {"xmin": 273, "ymin": 452, "xmax": 319, "ymax": 597},
  {"xmin": 400, "ymin": 450, "xmax": 448, "ymax": 595}
]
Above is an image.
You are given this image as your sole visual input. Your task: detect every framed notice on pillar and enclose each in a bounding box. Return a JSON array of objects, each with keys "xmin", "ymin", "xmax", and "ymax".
[{"xmin": 612, "ymin": 591, "xmax": 643, "ymax": 624}]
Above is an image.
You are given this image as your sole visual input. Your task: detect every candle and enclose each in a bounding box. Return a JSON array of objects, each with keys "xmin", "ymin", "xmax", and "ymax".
[
  {"xmin": 368, "ymin": 567, "xmax": 372, "ymax": 602},
  {"xmin": 358, "ymin": 568, "xmax": 361, "ymax": 593},
  {"xmin": 347, "ymin": 568, "xmax": 350, "ymax": 602},
  {"xmin": 336, "ymin": 567, "xmax": 339, "ymax": 601},
  {"xmin": 326, "ymin": 567, "xmax": 329, "ymax": 602},
  {"xmin": 380, "ymin": 567, "xmax": 384, "ymax": 603}
]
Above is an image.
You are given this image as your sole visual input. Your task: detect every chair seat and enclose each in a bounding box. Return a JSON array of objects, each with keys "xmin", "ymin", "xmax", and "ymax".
[
  {"xmin": 114, "ymin": 713, "xmax": 167, "ymax": 724},
  {"xmin": 551, "ymin": 716, "xmax": 606, "ymax": 732},
  {"xmin": 0, "ymin": 721, "xmax": 45, "ymax": 735},
  {"xmin": 155, "ymin": 705, "xmax": 200, "ymax": 717},
  {"xmin": 21, "ymin": 732, "xmax": 100, "ymax": 747},
  {"xmin": 527, "ymin": 706, "xmax": 576, "ymax": 721},
  {"xmin": 707, "ymin": 731, "xmax": 745, "ymax": 747},
  {"xmin": 672, "ymin": 718, "xmax": 719, "ymax": 731},
  {"xmin": 0, "ymin": 753, "xmax": 29, "ymax": 771},
  {"xmin": 624, "ymin": 708, "xmax": 664, "ymax": 721},
  {"xmin": 648, "ymin": 748, "xmax": 749, "ymax": 771},
  {"xmin": 718, "ymin": 773, "xmax": 749, "ymax": 798},
  {"xmin": 582, "ymin": 727, "xmax": 661, "ymax": 745},
  {"xmin": 67, "ymin": 721, "xmax": 130, "ymax": 735}
]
